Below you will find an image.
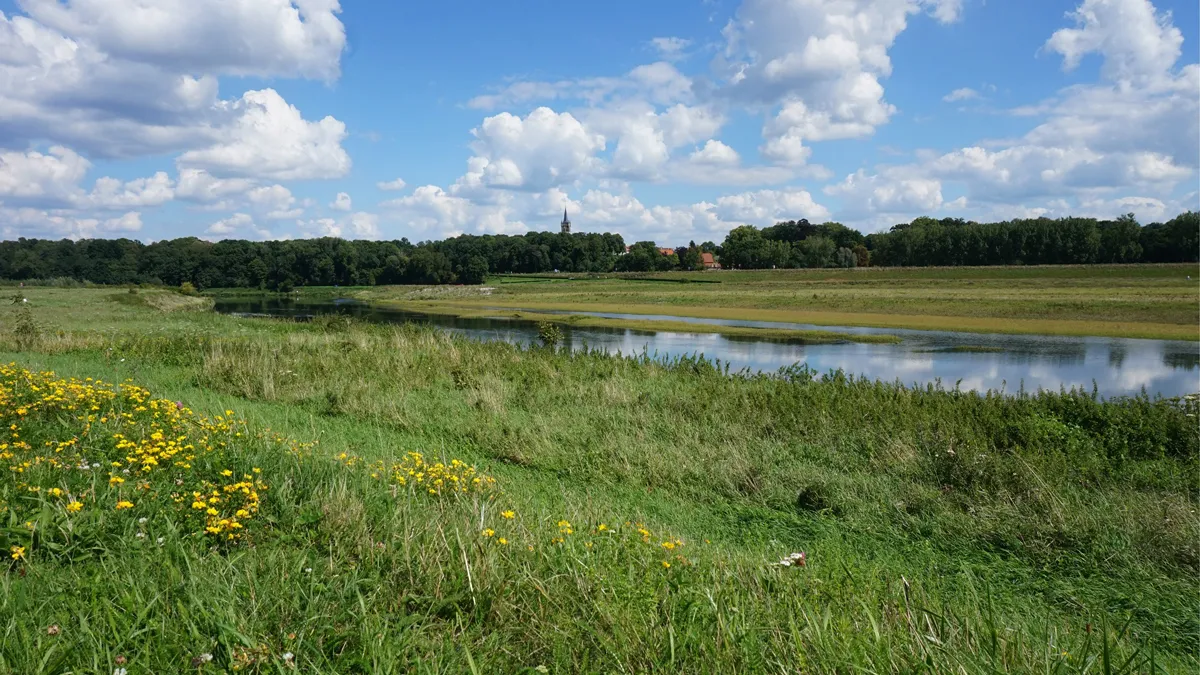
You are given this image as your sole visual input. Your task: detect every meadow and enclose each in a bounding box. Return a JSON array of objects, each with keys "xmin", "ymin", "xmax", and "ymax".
[
  {"xmin": 358, "ymin": 264, "xmax": 1200, "ymax": 341},
  {"xmin": 0, "ymin": 287, "xmax": 1197, "ymax": 673}
]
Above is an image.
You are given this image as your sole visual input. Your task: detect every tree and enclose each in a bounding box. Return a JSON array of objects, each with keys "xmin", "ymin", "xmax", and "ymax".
[
  {"xmin": 852, "ymin": 244, "xmax": 870, "ymax": 268},
  {"xmin": 459, "ymin": 255, "xmax": 489, "ymax": 285},
  {"xmin": 835, "ymin": 247, "xmax": 857, "ymax": 268}
]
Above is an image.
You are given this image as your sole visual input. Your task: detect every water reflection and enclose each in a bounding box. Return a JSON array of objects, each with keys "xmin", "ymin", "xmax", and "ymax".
[{"xmin": 213, "ymin": 297, "xmax": 1200, "ymax": 399}]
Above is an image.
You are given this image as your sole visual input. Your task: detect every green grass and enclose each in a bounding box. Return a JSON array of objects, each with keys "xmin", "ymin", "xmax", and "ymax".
[
  {"xmin": 0, "ymin": 288, "xmax": 1197, "ymax": 673},
  {"xmin": 354, "ymin": 264, "xmax": 1200, "ymax": 340}
]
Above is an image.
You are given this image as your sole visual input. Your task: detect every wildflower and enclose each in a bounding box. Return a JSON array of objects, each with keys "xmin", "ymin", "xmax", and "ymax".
[
  {"xmin": 597, "ymin": 523, "xmax": 608, "ymax": 532},
  {"xmin": 557, "ymin": 520, "xmax": 571, "ymax": 528},
  {"xmin": 283, "ymin": 651, "xmax": 295, "ymax": 664},
  {"xmin": 137, "ymin": 517, "xmax": 148, "ymax": 524},
  {"xmin": 10, "ymin": 546, "xmax": 26, "ymax": 560},
  {"xmin": 662, "ymin": 561, "xmax": 671, "ymax": 569},
  {"xmin": 66, "ymin": 501, "xmax": 83, "ymax": 513},
  {"xmin": 501, "ymin": 510, "xmax": 515, "ymax": 519},
  {"xmin": 115, "ymin": 501, "xmax": 134, "ymax": 510},
  {"xmin": 115, "ymin": 655, "xmax": 127, "ymax": 665},
  {"xmin": 47, "ymin": 625, "xmax": 60, "ymax": 635},
  {"xmin": 157, "ymin": 537, "xmax": 165, "ymax": 546},
  {"xmin": 482, "ymin": 528, "xmax": 495, "ymax": 538},
  {"xmin": 498, "ymin": 538, "xmax": 508, "ymax": 545},
  {"xmin": 198, "ymin": 653, "xmax": 214, "ymax": 663},
  {"xmin": 114, "ymin": 668, "xmax": 127, "ymax": 675}
]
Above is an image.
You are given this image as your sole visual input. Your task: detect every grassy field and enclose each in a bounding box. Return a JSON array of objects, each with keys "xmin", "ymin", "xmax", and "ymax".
[
  {"xmin": 355, "ymin": 264, "xmax": 1200, "ymax": 341},
  {"xmin": 0, "ymin": 287, "xmax": 1197, "ymax": 673}
]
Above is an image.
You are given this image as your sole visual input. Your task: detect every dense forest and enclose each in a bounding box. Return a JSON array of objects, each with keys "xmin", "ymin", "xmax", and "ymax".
[{"xmin": 0, "ymin": 212, "xmax": 1195, "ymax": 288}]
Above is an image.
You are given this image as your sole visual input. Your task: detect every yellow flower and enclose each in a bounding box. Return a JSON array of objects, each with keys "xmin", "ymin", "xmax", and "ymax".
[
  {"xmin": 482, "ymin": 528, "xmax": 495, "ymax": 538},
  {"xmin": 556, "ymin": 520, "xmax": 571, "ymax": 528},
  {"xmin": 66, "ymin": 501, "xmax": 83, "ymax": 513},
  {"xmin": 498, "ymin": 538, "xmax": 508, "ymax": 545},
  {"xmin": 109, "ymin": 476, "xmax": 125, "ymax": 485},
  {"xmin": 661, "ymin": 561, "xmax": 671, "ymax": 569},
  {"xmin": 597, "ymin": 523, "xmax": 608, "ymax": 532},
  {"xmin": 220, "ymin": 469, "xmax": 233, "ymax": 477},
  {"xmin": 10, "ymin": 546, "xmax": 25, "ymax": 560},
  {"xmin": 48, "ymin": 487, "xmax": 63, "ymax": 497},
  {"xmin": 501, "ymin": 510, "xmax": 515, "ymax": 519},
  {"xmin": 115, "ymin": 501, "xmax": 134, "ymax": 510}
]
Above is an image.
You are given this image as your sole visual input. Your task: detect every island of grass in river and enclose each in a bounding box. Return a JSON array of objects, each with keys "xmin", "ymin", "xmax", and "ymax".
[{"xmin": 348, "ymin": 263, "xmax": 1200, "ymax": 341}]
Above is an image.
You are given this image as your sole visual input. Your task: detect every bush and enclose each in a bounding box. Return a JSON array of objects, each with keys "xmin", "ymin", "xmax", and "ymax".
[
  {"xmin": 179, "ymin": 281, "xmax": 198, "ymax": 296},
  {"xmin": 536, "ymin": 321, "xmax": 563, "ymax": 348}
]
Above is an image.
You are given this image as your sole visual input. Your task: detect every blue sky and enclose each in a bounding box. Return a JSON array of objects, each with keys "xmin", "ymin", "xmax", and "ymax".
[{"xmin": 0, "ymin": 0, "xmax": 1196, "ymax": 244}]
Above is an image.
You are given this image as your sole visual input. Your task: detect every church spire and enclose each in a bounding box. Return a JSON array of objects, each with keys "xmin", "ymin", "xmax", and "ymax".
[{"xmin": 561, "ymin": 207, "xmax": 571, "ymax": 234}]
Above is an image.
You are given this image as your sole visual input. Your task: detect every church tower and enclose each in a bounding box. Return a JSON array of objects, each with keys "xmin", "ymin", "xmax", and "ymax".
[{"xmin": 560, "ymin": 208, "xmax": 571, "ymax": 234}]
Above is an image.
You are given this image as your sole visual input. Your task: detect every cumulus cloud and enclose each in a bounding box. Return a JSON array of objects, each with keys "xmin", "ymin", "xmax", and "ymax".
[
  {"xmin": 820, "ymin": 0, "xmax": 1198, "ymax": 227},
  {"xmin": 331, "ymin": 192, "xmax": 352, "ymax": 211},
  {"xmin": 1044, "ymin": 0, "xmax": 1183, "ymax": 86},
  {"xmin": 177, "ymin": 89, "xmax": 351, "ymax": 181},
  {"xmin": 0, "ymin": 146, "xmax": 91, "ymax": 203},
  {"xmin": 0, "ymin": 206, "xmax": 142, "ymax": 240},
  {"xmin": 717, "ymin": 0, "xmax": 963, "ymax": 164},
  {"xmin": 20, "ymin": 0, "xmax": 346, "ymax": 80},
  {"xmin": 466, "ymin": 107, "xmax": 605, "ymax": 190}
]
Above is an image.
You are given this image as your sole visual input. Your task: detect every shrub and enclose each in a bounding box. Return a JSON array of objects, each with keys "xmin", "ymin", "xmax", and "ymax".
[{"xmin": 537, "ymin": 321, "xmax": 563, "ymax": 348}]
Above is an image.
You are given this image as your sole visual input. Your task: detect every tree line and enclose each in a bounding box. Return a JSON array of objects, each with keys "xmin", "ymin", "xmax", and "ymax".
[{"xmin": 0, "ymin": 212, "xmax": 1194, "ymax": 288}]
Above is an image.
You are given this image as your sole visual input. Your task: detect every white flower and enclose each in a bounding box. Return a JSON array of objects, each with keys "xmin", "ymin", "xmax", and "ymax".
[
  {"xmin": 114, "ymin": 669, "xmax": 127, "ymax": 675},
  {"xmin": 198, "ymin": 653, "xmax": 214, "ymax": 663},
  {"xmin": 135, "ymin": 532, "xmax": 145, "ymax": 539},
  {"xmin": 283, "ymin": 652, "xmax": 295, "ymax": 663},
  {"xmin": 157, "ymin": 537, "xmax": 165, "ymax": 546},
  {"xmin": 138, "ymin": 517, "xmax": 148, "ymax": 524},
  {"xmin": 304, "ymin": 568, "xmax": 313, "ymax": 573}
]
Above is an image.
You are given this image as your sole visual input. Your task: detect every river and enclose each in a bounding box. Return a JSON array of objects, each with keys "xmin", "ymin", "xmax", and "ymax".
[{"xmin": 213, "ymin": 297, "xmax": 1200, "ymax": 399}]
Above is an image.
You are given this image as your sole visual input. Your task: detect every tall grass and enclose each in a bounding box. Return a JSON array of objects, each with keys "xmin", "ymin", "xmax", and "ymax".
[{"xmin": 0, "ymin": 295, "xmax": 1196, "ymax": 672}]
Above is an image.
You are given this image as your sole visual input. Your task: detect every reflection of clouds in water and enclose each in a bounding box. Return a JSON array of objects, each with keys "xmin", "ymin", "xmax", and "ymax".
[{"xmin": 214, "ymin": 300, "xmax": 1200, "ymax": 399}]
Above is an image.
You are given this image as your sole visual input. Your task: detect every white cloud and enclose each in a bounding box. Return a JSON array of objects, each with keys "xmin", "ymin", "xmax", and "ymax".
[
  {"xmin": 0, "ymin": 206, "xmax": 142, "ymax": 240},
  {"xmin": 0, "ymin": 146, "xmax": 174, "ymax": 210},
  {"xmin": 717, "ymin": 0, "xmax": 962, "ymax": 163},
  {"xmin": 206, "ymin": 213, "xmax": 255, "ymax": 237},
  {"xmin": 943, "ymin": 87, "xmax": 980, "ymax": 102},
  {"xmin": 826, "ymin": 167, "xmax": 945, "ymax": 217},
  {"xmin": 466, "ymin": 61, "xmax": 695, "ymax": 110},
  {"xmin": 331, "ymin": 191, "xmax": 352, "ymax": 211},
  {"xmin": 0, "ymin": 146, "xmax": 90, "ymax": 202},
  {"xmin": 820, "ymin": 0, "xmax": 1198, "ymax": 228},
  {"xmin": 20, "ymin": 0, "xmax": 346, "ymax": 80},
  {"xmin": 175, "ymin": 169, "xmax": 255, "ymax": 205},
  {"xmin": 650, "ymin": 37, "xmax": 692, "ymax": 62},
  {"xmin": 1044, "ymin": 0, "xmax": 1183, "ymax": 86},
  {"xmin": 689, "ymin": 140, "xmax": 740, "ymax": 165},
  {"xmin": 84, "ymin": 172, "xmax": 174, "ymax": 209},
  {"xmin": 177, "ymin": 89, "xmax": 351, "ymax": 181},
  {"xmin": 247, "ymin": 184, "xmax": 302, "ymax": 219},
  {"xmin": 376, "ymin": 178, "xmax": 407, "ymax": 191},
  {"xmin": 466, "ymin": 107, "xmax": 605, "ymax": 190}
]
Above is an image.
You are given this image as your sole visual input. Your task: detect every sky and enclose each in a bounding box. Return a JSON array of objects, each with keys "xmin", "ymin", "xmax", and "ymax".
[{"xmin": 0, "ymin": 0, "xmax": 1197, "ymax": 245}]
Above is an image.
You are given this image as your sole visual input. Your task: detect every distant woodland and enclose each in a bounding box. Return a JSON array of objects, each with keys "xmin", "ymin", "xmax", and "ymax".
[{"xmin": 0, "ymin": 212, "xmax": 1195, "ymax": 289}]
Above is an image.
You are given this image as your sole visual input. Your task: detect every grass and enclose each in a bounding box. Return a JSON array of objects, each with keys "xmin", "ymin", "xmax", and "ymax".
[
  {"xmin": 380, "ymin": 302, "xmax": 902, "ymax": 344},
  {"xmin": 353, "ymin": 264, "xmax": 1200, "ymax": 340},
  {"xmin": 0, "ymin": 287, "xmax": 1197, "ymax": 673}
]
